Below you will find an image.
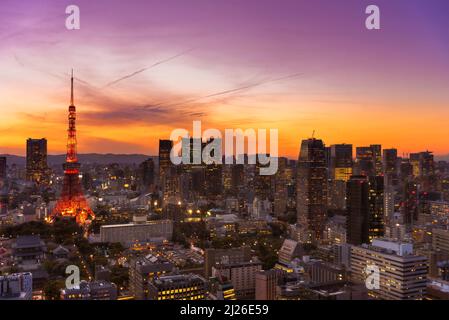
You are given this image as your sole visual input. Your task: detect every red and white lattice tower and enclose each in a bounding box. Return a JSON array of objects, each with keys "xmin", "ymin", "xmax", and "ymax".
[{"xmin": 50, "ymin": 70, "xmax": 95, "ymax": 225}]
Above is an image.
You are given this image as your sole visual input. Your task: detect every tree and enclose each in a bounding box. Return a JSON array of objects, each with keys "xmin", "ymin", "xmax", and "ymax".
[{"xmin": 44, "ymin": 280, "xmax": 63, "ymax": 300}]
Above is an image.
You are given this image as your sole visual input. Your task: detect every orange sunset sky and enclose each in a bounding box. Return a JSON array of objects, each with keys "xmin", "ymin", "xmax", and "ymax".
[{"xmin": 1, "ymin": 0, "xmax": 449, "ymax": 159}]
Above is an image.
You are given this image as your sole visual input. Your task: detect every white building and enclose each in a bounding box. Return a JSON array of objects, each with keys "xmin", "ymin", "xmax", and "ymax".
[
  {"xmin": 351, "ymin": 239, "xmax": 428, "ymax": 300},
  {"xmin": 100, "ymin": 215, "xmax": 173, "ymax": 246}
]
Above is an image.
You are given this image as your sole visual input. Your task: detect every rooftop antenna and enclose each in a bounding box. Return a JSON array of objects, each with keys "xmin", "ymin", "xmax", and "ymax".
[{"xmin": 311, "ymin": 130, "xmax": 315, "ymax": 139}]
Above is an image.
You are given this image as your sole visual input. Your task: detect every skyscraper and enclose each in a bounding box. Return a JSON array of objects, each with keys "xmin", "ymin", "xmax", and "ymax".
[
  {"xmin": 296, "ymin": 138, "xmax": 328, "ymax": 242},
  {"xmin": 330, "ymin": 144, "xmax": 353, "ymax": 181},
  {"xmin": 26, "ymin": 138, "xmax": 48, "ymax": 184},
  {"xmin": 346, "ymin": 175, "xmax": 369, "ymax": 245},
  {"xmin": 274, "ymin": 157, "xmax": 289, "ymax": 216},
  {"xmin": 371, "ymin": 144, "xmax": 383, "ymax": 176},
  {"xmin": 346, "ymin": 175, "xmax": 384, "ymax": 245},
  {"xmin": 383, "ymin": 148, "xmax": 398, "ymax": 178},
  {"xmin": 383, "ymin": 149, "xmax": 399, "ymax": 224},
  {"xmin": 368, "ymin": 175, "xmax": 385, "ymax": 241},
  {"xmin": 355, "ymin": 145, "xmax": 382, "ymax": 177},
  {"xmin": 158, "ymin": 140, "xmax": 173, "ymax": 193},
  {"xmin": 328, "ymin": 144, "xmax": 353, "ymax": 210}
]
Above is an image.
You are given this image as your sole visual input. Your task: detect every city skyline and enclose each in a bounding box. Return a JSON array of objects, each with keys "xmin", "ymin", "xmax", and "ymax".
[{"xmin": 1, "ymin": 0, "xmax": 449, "ymax": 158}]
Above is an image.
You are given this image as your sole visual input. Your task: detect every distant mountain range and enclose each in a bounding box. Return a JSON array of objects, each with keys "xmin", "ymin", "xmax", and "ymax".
[
  {"xmin": 0, "ymin": 153, "xmax": 154, "ymax": 167},
  {"xmin": 1, "ymin": 153, "xmax": 448, "ymax": 167}
]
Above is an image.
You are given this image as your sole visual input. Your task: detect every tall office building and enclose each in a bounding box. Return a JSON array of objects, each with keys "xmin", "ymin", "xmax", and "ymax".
[
  {"xmin": 368, "ymin": 175, "xmax": 385, "ymax": 241},
  {"xmin": 401, "ymin": 181, "xmax": 418, "ymax": 225},
  {"xmin": 205, "ymin": 164, "xmax": 223, "ymax": 197},
  {"xmin": 383, "ymin": 149, "xmax": 399, "ymax": 224},
  {"xmin": 355, "ymin": 146, "xmax": 374, "ymax": 176},
  {"xmin": 346, "ymin": 175, "xmax": 384, "ymax": 245},
  {"xmin": 371, "ymin": 144, "xmax": 383, "ymax": 176},
  {"xmin": 355, "ymin": 145, "xmax": 381, "ymax": 177},
  {"xmin": 350, "ymin": 239, "xmax": 428, "ymax": 300},
  {"xmin": 274, "ymin": 157, "xmax": 289, "ymax": 216},
  {"xmin": 383, "ymin": 149, "xmax": 398, "ymax": 179},
  {"xmin": 159, "ymin": 139, "xmax": 174, "ymax": 204},
  {"xmin": 410, "ymin": 151, "xmax": 435, "ymax": 178},
  {"xmin": 330, "ymin": 144, "xmax": 353, "ymax": 181},
  {"xmin": 26, "ymin": 138, "xmax": 48, "ymax": 184},
  {"xmin": 159, "ymin": 139, "xmax": 173, "ymax": 183},
  {"xmin": 296, "ymin": 138, "xmax": 328, "ymax": 242},
  {"xmin": 328, "ymin": 144, "xmax": 353, "ymax": 210},
  {"xmin": 346, "ymin": 175, "xmax": 369, "ymax": 245}
]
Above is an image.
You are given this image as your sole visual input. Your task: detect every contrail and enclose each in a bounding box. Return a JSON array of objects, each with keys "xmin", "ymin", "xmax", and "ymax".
[
  {"xmin": 142, "ymin": 72, "xmax": 303, "ymax": 109},
  {"xmin": 104, "ymin": 48, "xmax": 194, "ymax": 88}
]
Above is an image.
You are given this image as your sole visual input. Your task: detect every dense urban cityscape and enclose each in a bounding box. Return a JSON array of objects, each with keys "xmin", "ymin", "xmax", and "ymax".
[
  {"xmin": 1, "ymin": 71, "xmax": 449, "ymax": 301},
  {"xmin": 1, "ymin": 1, "xmax": 449, "ymax": 311}
]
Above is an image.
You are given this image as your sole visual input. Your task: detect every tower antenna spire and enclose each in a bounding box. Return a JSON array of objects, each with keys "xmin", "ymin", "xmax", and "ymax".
[{"xmin": 70, "ymin": 69, "xmax": 74, "ymax": 106}]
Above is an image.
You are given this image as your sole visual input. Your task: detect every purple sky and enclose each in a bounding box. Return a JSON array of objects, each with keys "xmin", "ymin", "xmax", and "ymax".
[{"xmin": 1, "ymin": 0, "xmax": 449, "ymax": 156}]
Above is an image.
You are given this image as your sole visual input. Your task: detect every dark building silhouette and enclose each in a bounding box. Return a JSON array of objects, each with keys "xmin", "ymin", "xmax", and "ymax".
[
  {"xmin": 159, "ymin": 139, "xmax": 174, "ymax": 203},
  {"xmin": 346, "ymin": 175, "xmax": 369, "ymax": 245},
  {"xmin": 330, "ymin": 144, "xmax": 353, "ymax": 181},
  {"xmin": 346, "ymin": 175, "xmax": 384, "ymax": 245},
  {"xmin": 139, "ymin": 158, "xmax": 155, "ymax": 192},
  {"xmin": 355, "ymin": 145, "xmax": 381, "ymax": 177},
  {"xmin": 0, "ymin": 157, "xmax": 6, "ymax": 181},
  {"xmin": 368, "ymin": 175, "xmax": 385, "ymax": 240},
  {"xmin": 296, "ymin": 138, "xmax": 328, "ymax": 242},
  {"xmin": 26, "ymin": 138, "xmax": 48, "ymax": 184}
]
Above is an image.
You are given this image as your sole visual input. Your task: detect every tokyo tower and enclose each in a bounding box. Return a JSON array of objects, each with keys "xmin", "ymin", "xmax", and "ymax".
[{"xmin": 50, "ymin": 70, "xmax": 95, "ymax": 225}]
